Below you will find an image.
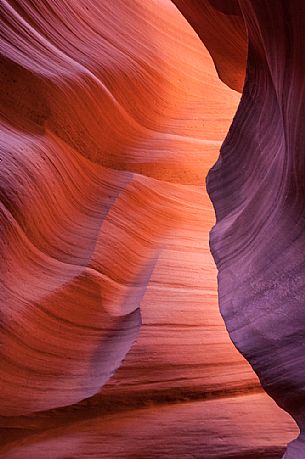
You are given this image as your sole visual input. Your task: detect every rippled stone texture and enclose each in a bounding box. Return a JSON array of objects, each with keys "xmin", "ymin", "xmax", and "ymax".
[
  {"xmin": 0, "ymin": 394, "xmax": 296, "ymax": 459},
  {"xmin": 206, "ymin": 1, "xmax": 305, "ymax": 457},
  {"xmin": 0, "ymin": 0, "xmax": 299, "ymax": 457},
  {"xmin": 0, "ymin": 0, "xmax": 243, "ymax": 414},
  {"xmin": 172, "ymin": 0, "xmax": 247, "ymax": 92}
]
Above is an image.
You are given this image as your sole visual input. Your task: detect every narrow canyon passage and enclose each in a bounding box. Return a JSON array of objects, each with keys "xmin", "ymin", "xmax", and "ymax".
[{"xmin": 0, "ymin": 0, "xmax": 300, "ymax": 457}]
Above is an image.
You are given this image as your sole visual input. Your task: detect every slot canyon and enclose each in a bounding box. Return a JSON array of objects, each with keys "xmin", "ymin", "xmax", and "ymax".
[{"xmin": 0, "ymin": 1, "xmax": 304, "ymax": 458}]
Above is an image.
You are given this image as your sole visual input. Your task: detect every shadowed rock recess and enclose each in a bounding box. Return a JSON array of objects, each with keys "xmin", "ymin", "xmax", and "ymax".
[{"xmin": 0, "ymin": 0, "xmax": 301, "ymax": 458}]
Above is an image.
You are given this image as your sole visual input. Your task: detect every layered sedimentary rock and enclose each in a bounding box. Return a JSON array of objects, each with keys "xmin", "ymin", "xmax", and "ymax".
[
  {"xmin": 0, "ymin": 0, "xmax": 244, "ymax": 417},
  {"xmin": 205, "ymin": 1, "xmax": 305, "ymax": 457},
  {"xmin": 172, "ymin": 0, "xmax": 247, "ymax": 92},
  {"xmin": 0, "ymin": 394, "xmax": 296, "ymax": 459},
  {"xmin": 0, "ymin": 0, "xmax": 300, "ymax": 457}
]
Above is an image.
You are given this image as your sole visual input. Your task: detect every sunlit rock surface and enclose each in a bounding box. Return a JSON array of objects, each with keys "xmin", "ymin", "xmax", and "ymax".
[
  {"xmin": 172, "ymin": 0, "xmax": 247, "ymax": 92},
  {"xmin": 0, "ymin": 0, "xmax": 299, "ymax": 457}
]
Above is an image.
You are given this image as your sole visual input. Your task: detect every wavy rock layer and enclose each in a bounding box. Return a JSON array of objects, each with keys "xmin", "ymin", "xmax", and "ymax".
[
  {"xmin": 0, "ymin": 394, "xmax": 296, "ymax": 459},
  {"xmin": 172, "ymin": 0, "xmax": 247, "ymax": 92},
  {"xmin": 0, "ymin": 0, "xmax": 299, "ymax": 457},
  {"xmin": 0, "ymin": 0, "xmax": 244, "ymax": 415},
  {"xmin": 206, "ymin": 0, "xmax": 305, "ymax": 457}
]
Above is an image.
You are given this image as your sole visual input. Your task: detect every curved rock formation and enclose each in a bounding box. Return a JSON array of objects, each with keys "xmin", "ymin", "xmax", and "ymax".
[
  {"xmin": 0, "ymin": 0, "xmax": 242, "ymax": 416},
  {"xmin": 172, "ymin": 0, "xmax": 247, "ymax": 92},
  {"xmin": 0, "ymin": 394, "xmax": 296, "ymax": 459},
  {"xmin": 0, "ymin": 0, "xmax": 300, "ymax": 457},
  {"xmin": 206, "ymin": 0, "xmax": 305, "ymax": 456}
]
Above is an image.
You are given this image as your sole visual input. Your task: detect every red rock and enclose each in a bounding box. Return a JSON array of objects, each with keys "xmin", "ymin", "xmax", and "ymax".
[
  {"xmin": 172, "ymin": 0, "xmax": 247, "ymax": 92},
  {"xmin": 0, "ymin": 0, "xmax": 298, "ymax": 457}
]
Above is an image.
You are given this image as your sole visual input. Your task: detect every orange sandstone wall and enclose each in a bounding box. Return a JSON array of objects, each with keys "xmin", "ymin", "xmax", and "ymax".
[{"xmin": 0, "ymin": 0, "xmax": 298, "ymax": 457}]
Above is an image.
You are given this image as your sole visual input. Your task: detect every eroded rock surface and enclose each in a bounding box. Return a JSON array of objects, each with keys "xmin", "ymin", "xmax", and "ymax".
[
  {"xmin": 0, "ymin": 0, "xmax": 299, "ymax": 457},
  {"xmin": 206, "ymin": 1, "xmax": 305, "ymax": 457}
]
